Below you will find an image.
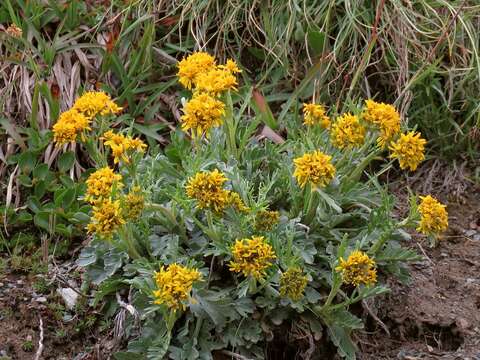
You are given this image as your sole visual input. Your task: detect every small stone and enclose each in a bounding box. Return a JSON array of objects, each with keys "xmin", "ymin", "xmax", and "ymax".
[
  {"xmin": 0, "ymin": 282, "xmax": 4, "ymax": 287},
  {"xmin": 458, "ymin": 318, "xmax": 470, "ymax": 330},
  {"xmin": 465, "ymin": 229, "xmax": 476, "ymax": 237},
  {"xmin": 57, "ymin": 288, "xmax": 78, "ymax": 310},
  {"xmin": 473, "ymin": 234, "xmax": 480, "ymax": 241},
  {"xmin": 16, "ymin": 280, "xmax": 23, "ymax": 285},
  {"xmin": 36, "ymin": 297, "xmax": 47, "ymax": 303}
]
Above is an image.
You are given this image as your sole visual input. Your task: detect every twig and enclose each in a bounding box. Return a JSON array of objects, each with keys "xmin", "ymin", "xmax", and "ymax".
[
  {"xmin": 34, "ymin": 317, "xmax": 44, "ymax": 360},
  {"xmin": 416, "ymin": 242, "xmax": 434, "ymax": 266},
  {"xmin": 362, "ymin": 299, "xmax": 390, "ymax": 337},
  {"xmin": 220, "ymin": 350, "xmax": 253, "ymax": 360}
]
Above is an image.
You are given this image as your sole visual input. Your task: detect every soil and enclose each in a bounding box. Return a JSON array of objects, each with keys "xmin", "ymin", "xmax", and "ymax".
[{"xmin": 1, "ymin": 168, "xmax": 479, "ymax": 360}]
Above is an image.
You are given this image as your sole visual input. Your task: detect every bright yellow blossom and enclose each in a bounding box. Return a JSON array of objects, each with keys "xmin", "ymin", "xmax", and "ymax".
[
  {"xmin": 330, "ymin": 113, "xmax": 366, "ymax": 149},
  {"xmin": 185, "ymin": 169, "xmax": 230, "ymax": 212},
  {"xmin": 417, "ymin": 195, "xmax": 448, "ymax": 236},
  {"xmin": 227, "ymin": 192, "xmax": 250, "ymax": 212},
  {"xmin": 336, "ymin": 250, "xmax": 377, "ymax": 287},
  {"xmin": 362, "ymin": 99, "xmax": 400, "ymax": 147},
  {"xmin": 87, "ymin": 198, "xmax": 126, "ymax": 238},
  {"xmin": 84, "ymin": 167, "xmax": 123, "ymax": 204},
  {"xmin": 52, "ymin": 109, "xmax": 91, "ymax": 145},
  {"xmin": 279, "ymin": 267, "xmax": 308, "ymax": 301},
  {"xmin": 254, "ymin": 210, "xmax": 280, "ymax": 231},
  {"xmin": 229, "ymin": 236, "xmax": 276, "ymax": 279},
  {"xmin": 389, "ymin": 131, "xmax": 426, "ymax": 171},
  {"xmin": 177, "ymin": 52, "xmax": 216, "ymax": 89},
  {"xmin": 293, "ymin": 150, "xmax": 336, "ymax": 188},
  {"xmin": 194, "ymin": 67, "xmax": 238, "ymax": 95},
  {"xmin": 219, "ymin": 59, "xmax": 242, "ymax": 74},
  {"xmin": 73, "ymin": 91, "xmax": 122, "ymax": 120},
  {"xmin": 180, "ymin": 93, "xmax": 225, "ymax": 137},
  {"xmin": 101, "ymin": 130, "xmax": 147, "ymax": 164},
  {"xmin": 153, "ymin": 263, "xmax": 202, "ymax": 311},
  {"xmin": 124, "ymin": 186, "xmax": 145, "ymax": 220},
  {"xmin": 303, "ymin": 103, "xmax": 330, "ymax": 128}
]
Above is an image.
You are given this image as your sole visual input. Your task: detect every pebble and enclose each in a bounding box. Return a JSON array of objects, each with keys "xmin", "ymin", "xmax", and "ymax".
[
  {"xmin": 465, "ymin": 229, "xmax": 476, "ymax": 237},
  {"xmin": 36, "ymin": 296, "xmax": 47, "ymax": 303},
  {"xmin": 474, "ymin": 234, "xmax": 480, "ymax": 241}
]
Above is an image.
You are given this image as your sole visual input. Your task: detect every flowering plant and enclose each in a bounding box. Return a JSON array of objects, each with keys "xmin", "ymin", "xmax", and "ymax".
[{"xmin": 62, "ymin": 53, "xmax": 448, "ymax": 359}]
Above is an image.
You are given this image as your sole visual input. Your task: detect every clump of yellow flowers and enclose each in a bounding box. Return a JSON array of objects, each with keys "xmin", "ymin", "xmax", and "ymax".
[
  {"xmin": 73, "ymin": 91, "xmax": 123, "ymax": 120},
  {"xmin": 254, "ymin": 209, "xmax": 280, "ymax": 231},
  {"xmin": 124, "ymin": 186, "xmax": 145, "ymax": 221},
  {"xmin": 84, "ymin": 167, "xmax": 123, "ymax": 204},
  {"xmin": 293, "ymin": 150, "xmax": 336, "ymax": 188},
  {"xmin": 229, "ymin": 236, "xmax": 276, "ymax": 279},
  {"xmin": 362, "ymin": 99, "xmax": 401, "ymax": 147},
  {"xmin": 279, "ymin": 267, "xmax": 308, "ymax": 301},
  {"xmin": 303, "ymin": 103, "xmax": 331, "ymax": 128},
  {"xmin": 417, "ymin": 195, "xmax": 448, "ymax": 237},
  {"xmin": 102, "ymin": 130, "xmax": 147, "ymax": 164},
  {"xmin": 389, "ymin": 131, "xmax": 426, "ymax": 171},
  {"xmin": 330, "ymin": 113, "xmax": 366, "ymax": 149},
  {"xmin": 177, "ymin": 52, "xmax": 241, "ymax": 137},
  {"xmin": 153, "ymin": 263, "xmax": 202, "ymax": 311},
  {"xmin": 336, "ymin": 250, "xmax": 377, "ymax": 287},
  {"xmin": 87, "ymin": 198, "xmax": 126, "ymax": 239},
  {"xmin": 185, "ymin": 169, "xmax": 248, "ymax": 213}
]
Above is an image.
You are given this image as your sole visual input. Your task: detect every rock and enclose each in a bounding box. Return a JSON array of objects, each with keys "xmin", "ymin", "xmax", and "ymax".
[
  {"xmin": 457, "ymin": 318, "xmax": 470, "ymax": 330},
  {"xmin": 57, "ymin": 288, "xmax": 78, "ymax": 310},
  {"xmin": 36, "ymin": 296, "xmax": 47, "ymax": 303}
]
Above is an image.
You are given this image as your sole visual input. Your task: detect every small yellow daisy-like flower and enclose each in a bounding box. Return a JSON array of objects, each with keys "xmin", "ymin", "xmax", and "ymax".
[
  {"xmin": 227, "ymin": 191, "xmax": 250, "ymax": 212},
  {"xmin": 101, "ymin": 130, "xmax": 147, "ymax": 164},
  {"xmin": 229, "ymin": 236, "xmax": 276, "ymax": 279},
  {"xmin": 279, "ymin": 267, "xmax": 308, "ymax": 301},
  {"xmin": 336, "ymin": 250, "xmax": 377, "ymax": 287},
  {"xmin": 52, "ymin": 109, "xmax": 91, "ymax": 145},
  {"xmin": 123, "ymin": 186, "xmax": 145, "ymax": 220},
  {"xmin": 330, "ymin": 113, "xmax": 366, "ymax": 149},
  {"xmin": 181, "ymin": 93, "xmax": 225, "ymax": 137},
  {"xmin": 177, "ymin": 52, "xmax": 216, "ymax": 89},
  {"xmin": 219, "ymin": 59, "xmax": 242, "ymax": 74},
  {"xmin": 293, "ymin": 150, "xmax": 336, "ymax": 188},
  {"xmin": 87, "ymin": 198, "xmax": 126, "ymax": 239},
  {"xmin": 362, "ymin": 99, "xmax": 401, "ymax": 147},
  {"xmin": 389, "ymin": 131, "xmax": 426, "ymax": 171},
  {"xmin": 84, "ymin": 167, "xmax": 123, "ymax": 204},
  {"xmin": 417, "ymin": 195, "xmax": 448, "ymax": 236},
  {"xmin": 153, "ymin": 263, "xmax": 202, "ymax": 311},
  {"xmin": 6, "ymin": 24, "xmax": 22, "ymax": 38},
  {"xmin": 194, "ymin": 67, "xmax": 238, "ymax": 95},
  {"xmin": 73, "ymin": 91, "xmax": 122, "ymax": 120},
  {"xmin": 303, "ymin": 103, "xmax": 330, "ymax": 128},
  {"xmin": 185, "ymin": 169, "xmax": 230, "ymax": 212},
  {"xmin": 254, "ymin": 210, "xmax": 280, "ymax": 231}
]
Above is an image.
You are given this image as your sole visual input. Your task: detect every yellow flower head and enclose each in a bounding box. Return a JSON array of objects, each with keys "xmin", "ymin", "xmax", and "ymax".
[
  {"xmin": 303, "ymin": 103, "xmax": 330, "ymax": 128},
  {"xmin": 177, "ymin": 52, "xmax": 216, "ymax": 89},
  {"xmin": 336, "ymin": 250, "xmax": 377, "ymax": 287},
  {"xmin": 389, "ymin": 131, "xmax": 426, "ymax": 171},
  {"xmin": 194, "ymin": 67, "xmax": 238, "ymax": 95},
  {"xmin": 254, "ymin": 210, "xmax": 280, "ymax": 231},
  {"xmin": 229, "ymin": 236, "xmax": 276, "ymax": 279},
  {"xmin": 181, "ymin": 93, "xmax": 225, "ymax": 137},
  {"xmin": 6, "ymin": 24, "xmax": 22, "ymax": 38},
  {"xmin": 227, "ymin": 191, "xmax": 250, "ymax": 212},
  {"xmin": 219, "ymin": 59, "xmax": 242, "ymax": 74},
  {"xmin": 73, "ymin": 91, "xmax": 122, "ymax": 120},
  {"xmin": 185, "ymin": 169, "xmax": 230, "ymax": 212},
  {"xmin": 85, "ymin": 167, "xmax": 123, "ymax": 204},
  {"xmin": 87, "ymin": 198, "xmax": 126, "ymax": 239},
  {"xmin": 293, "ymin": 150, "xmax": 336, "ymax": 188},
  {"xmin": 153, "ymin": 263, "xmax": 202, "ymax": 311},
  {"xmin": 330, "ymin": 113, "xmax": 366, "ymax": 149},
  {"xmin": 279, "ymin": 267, "xmax": 308, "ymax": 301},
  {"xmin": 52, "ymin": 109, "xmax": 91, "ymax": 145},
  {"xmin": 124, "ymin": 186, "xmax": 145, "ymax": 220},
  {"xmin": 417, "ymin": 195, "xmax": 448, "ymax": 236},
  {"xmin": 362, "ymin": 99, "xmax": 400, "ymax": 147},
  {"xmin": 101, "ymin": 130, "xmax": 147, "ymax": 164}
]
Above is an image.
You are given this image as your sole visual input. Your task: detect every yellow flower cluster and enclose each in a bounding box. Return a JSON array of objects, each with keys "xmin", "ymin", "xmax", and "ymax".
[
  {"xmin": 362, "ymin": 99, "xmax": 401, "ymax": 147},
  {"xmin": 254, "ymin": 210, "xmax": 280, "ymax": 231},
  {"xmin": 177, "ymin": 52, "xmax": 241, "ymax": 137},
  {"xmin": 229, "ymin": 236, "xmax": 276, "ymax": 279},
  {"xmin": 52, "ymin": 109, "xmax": 91, "ymax": 145},
  {"xmin": 185, "ymin": 169, "xmax": 247, "ymax": 213},
  {"xmin": 417, "ymin": 195, "xmax": 448, "ymax": 236},
  {"xmin": 303, "ymin": 103, "xmax": 331, "ymax": 128},
  {"xmin": 84, "ymin": 167, "xmax": 123, "ymax": 204},
  {"xmin": 87, "ymin": 198, "xmax": 126, "ymax": 239},
  {"xmin": 180, "ymin": 93, "xmax": 225, "ymax": 138},
  {"xmin": 336, "ymin": 250, "xmax": 377, "ymax": 287},
  {"xmin": 293, "ymin": 150, "xmax": 336, "ymax": 188},
  {"xmin": 389, "ymin": 131, "xmax": 426, "ymax": 171},
  {"xmin": 52, "ymin": 91, "xmax": 122, "ymax": 145},
  {"xmin": 330, "ymin": 113, "xmax": 366, "ymax": 149},
  {"xmin": 153, "ymin": 263, "xmax": 202, "ymax": 311},
  {"xmin": 279, "ymin": 267, "xmax": 308, "ymax": 301},
  {"xmin": 124, "ymin": 186, "xmax": 145, "ymax": 220},
  {"xmin": 102, "ymin": 130, "xmax": 147, "ymax": 164},
  {"xmin": 73, "ymin": 91, "xmax": 123, "ymax": 120},
  {"xmin": 6, "ymin": 24, "xmax": 22, "ymax": 38}
]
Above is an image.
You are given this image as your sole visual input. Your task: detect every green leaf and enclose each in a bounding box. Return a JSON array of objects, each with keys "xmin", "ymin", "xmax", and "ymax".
[
  {"xmin": 34, "ymin": 211, "xmax": 51, "ymax": 232},
  {"xmin": 327, "ymin": 324, "xmax": 357, "ymax": 360},
  {"xmin": 34, "ymin": 180, "xmax": 46, "ymax": 198},
  {"xmin": 307, "ymin": 29, "xmax": 326, "ymax": 57},
  {"xmin": 33, "ymin": 163, "xmax": 50, "ymax": 180},
  {"xmin": 57, "ymin": 151, "xmax": 75, "ymax": 172},
  {"xmin": 18, "ymin": 151, "xmax": 37, "ymax": 174}
]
